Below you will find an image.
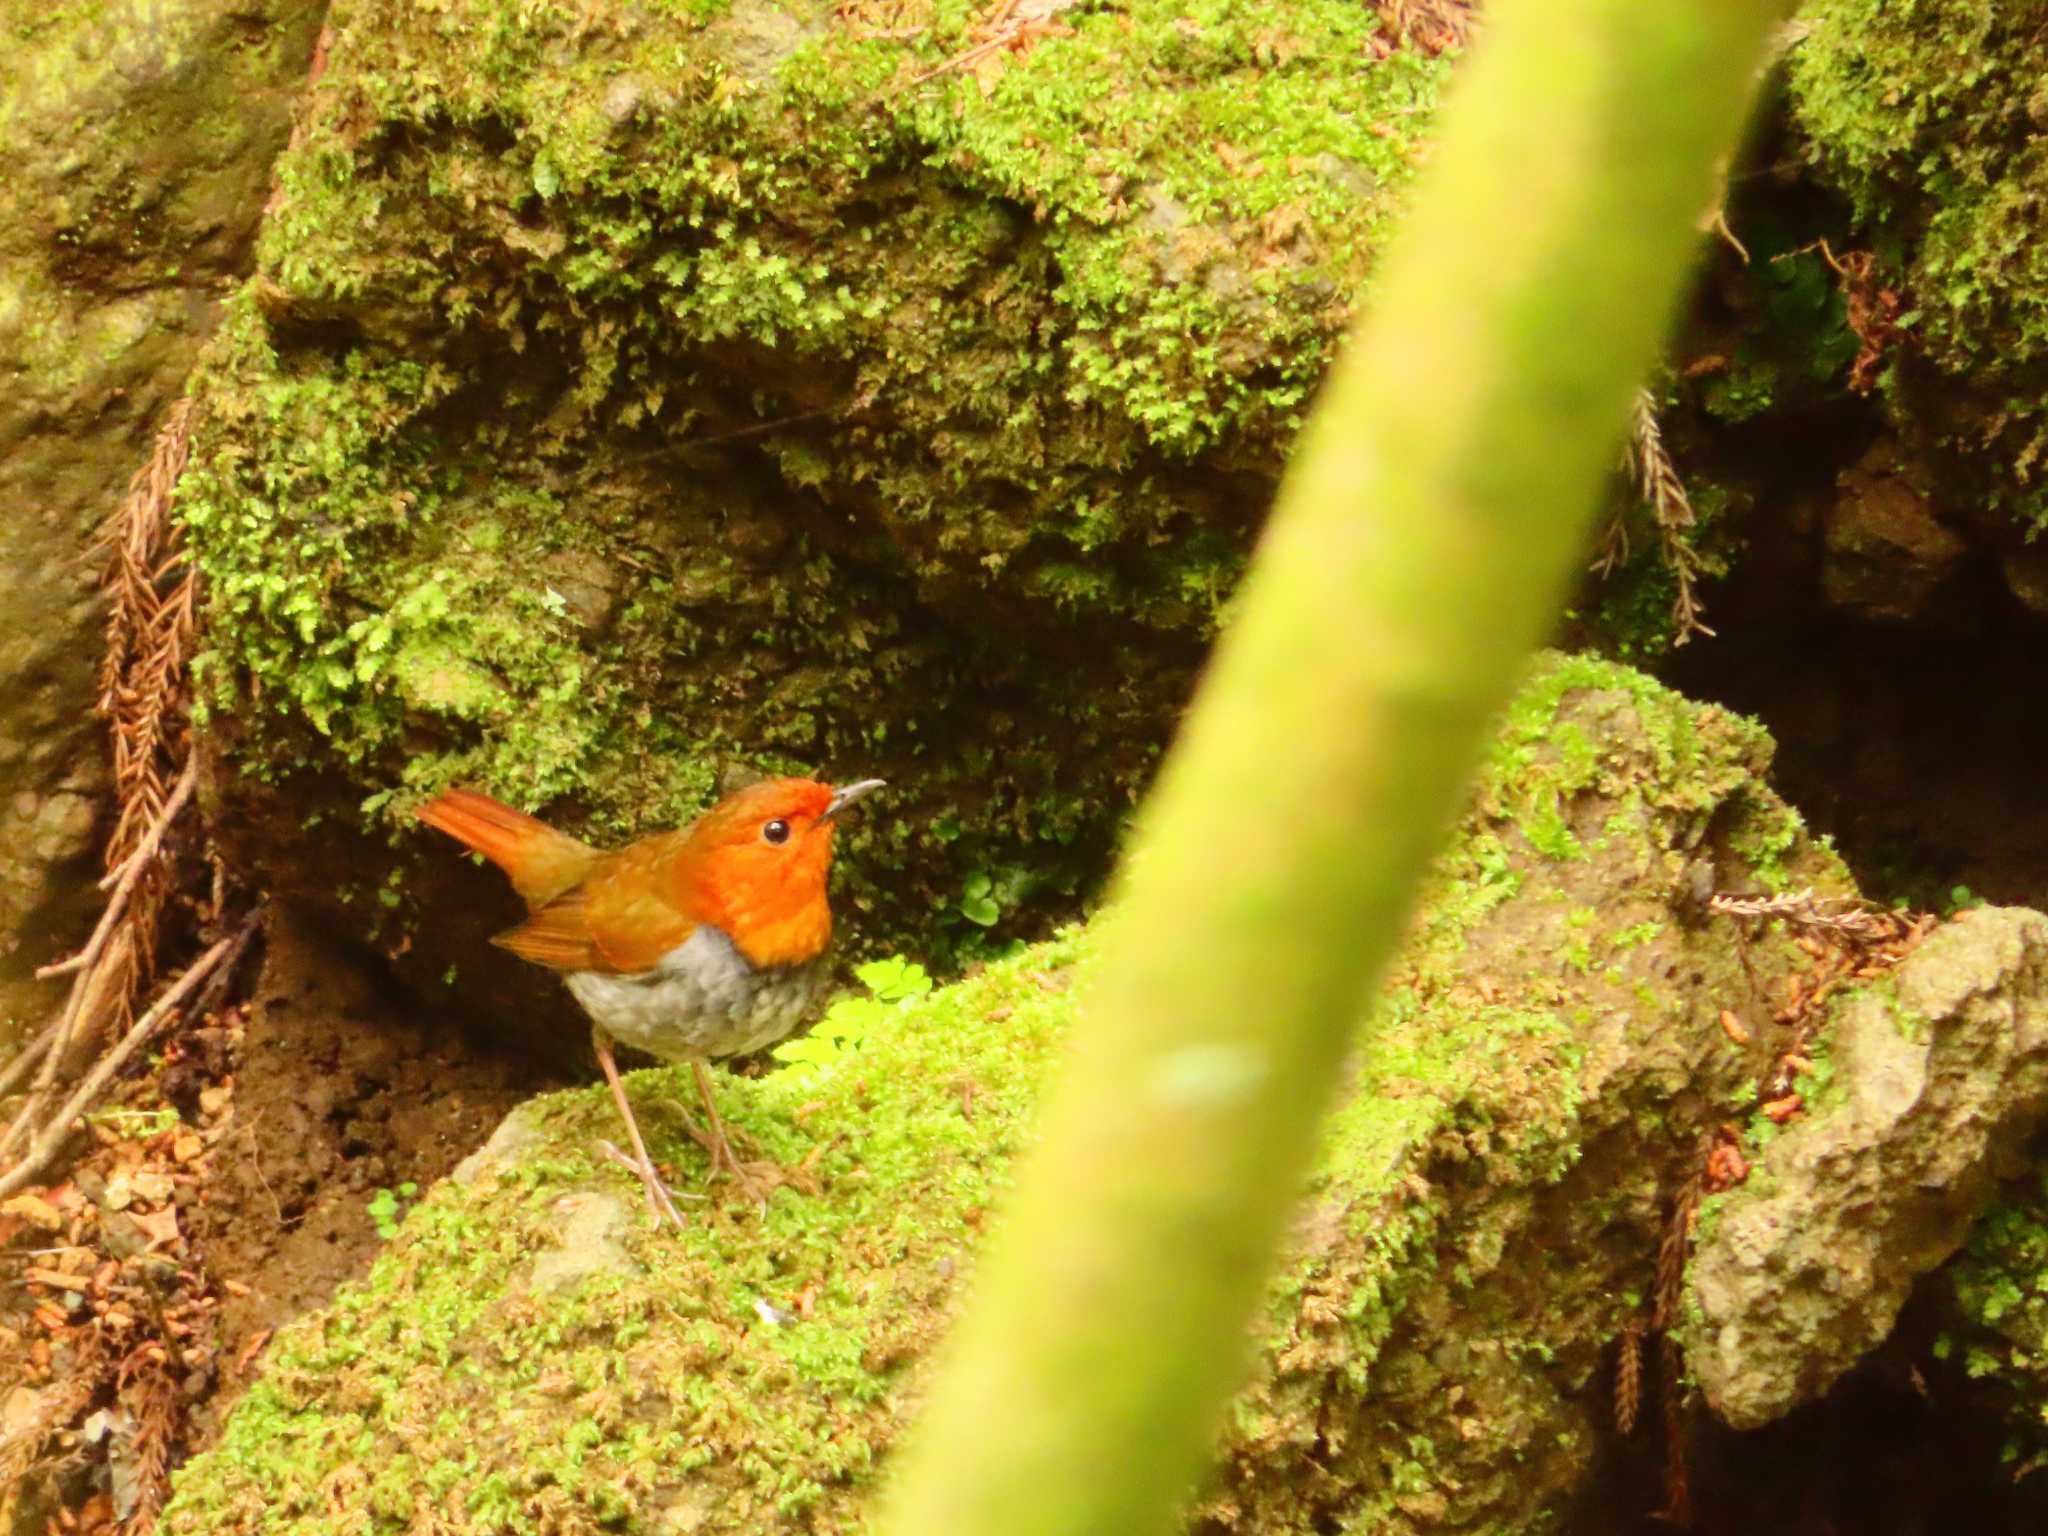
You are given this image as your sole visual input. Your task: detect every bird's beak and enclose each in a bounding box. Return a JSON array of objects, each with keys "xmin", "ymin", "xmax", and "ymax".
[{"xmin": 822, "ymin": 778, "xmax": 886, "ymax": 821}]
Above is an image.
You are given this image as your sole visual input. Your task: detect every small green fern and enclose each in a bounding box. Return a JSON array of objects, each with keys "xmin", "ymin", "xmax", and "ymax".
[{"xmin": 770, "ymin": 957, "xmax": 934, "ymax": 1080}]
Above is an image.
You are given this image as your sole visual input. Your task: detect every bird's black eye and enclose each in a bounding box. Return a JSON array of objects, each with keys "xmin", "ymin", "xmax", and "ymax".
[{"xmin": 762, "ymin": 818, "xmax": 791, "ymax": 845}]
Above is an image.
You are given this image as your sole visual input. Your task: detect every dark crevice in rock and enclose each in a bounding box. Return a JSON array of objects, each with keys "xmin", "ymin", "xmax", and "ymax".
[{"xmin": 1663, "ymin": 564, "xmax": 2048, "ymax": 915}]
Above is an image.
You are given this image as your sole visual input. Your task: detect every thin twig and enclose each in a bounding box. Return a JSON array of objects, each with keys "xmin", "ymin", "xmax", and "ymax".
[
  {"xmin": 2, "ymin": 936, "xmax": 131, "ymax": 1161},
  {"xmin": 0, "ymin": 915, "xmax": 257, "ymax": 1202},
  {"xmin": 0, "ymin": 1017, "xmax": 63, "ymax": 1104},
  {"xmin": 2, "ymin": 757, "xmax": 201, "ymax": 1161},
  {"xmin": 95, "ymin": 834, "xmax": 157, "ymax": 897},
  {"xmin": 34, "ymin": 756, "xmax": 197, "ymax": 984},
  {"xmin": 1708, "ymin": 887, "xmax": 1892, "ymax": 939},
  {"xmin": 881, "ymin": 0, "xmax": 1081, "ymax": 95}
]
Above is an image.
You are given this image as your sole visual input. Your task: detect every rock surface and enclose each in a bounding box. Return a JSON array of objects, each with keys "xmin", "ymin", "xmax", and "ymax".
[
  {"xmin": 1821, "ymin": 440, "xmax": 1966, "ymax": 621},
  {"xmin": 1686, "ymin": 907, "xmax": 2048, "ymax": 1431},
  {"xmin": 0, "ymin": 0, "xmax": 323, "ymax": 1029},
  {"xmin": 171, "ymin": 0, "xmax": 1460, "ymax": 1047}
]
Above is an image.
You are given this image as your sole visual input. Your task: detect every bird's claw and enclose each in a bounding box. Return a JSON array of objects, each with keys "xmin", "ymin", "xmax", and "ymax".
[
  {"xmin": 674, "ymin": 1119, "xmax": 811, "ymax": 1207},
  {"xmin": 595, "ymin": 1138, "xmax": 703, "ymax": 1228}
]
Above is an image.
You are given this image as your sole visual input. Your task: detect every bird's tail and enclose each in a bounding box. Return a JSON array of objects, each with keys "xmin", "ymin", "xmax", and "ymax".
[{"xmin": 415, "ymin": 788, "xmax": 601, "ymax": 909}]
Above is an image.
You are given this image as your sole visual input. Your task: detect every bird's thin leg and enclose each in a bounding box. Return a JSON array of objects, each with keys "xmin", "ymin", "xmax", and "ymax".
[
  {"xmin": 593, "ymin": 1027, "xmax": 685, "ymax": 1228},
  {"xmin": 691, "ymin": 1059, "xmax": 769, "ymax": 1206}
]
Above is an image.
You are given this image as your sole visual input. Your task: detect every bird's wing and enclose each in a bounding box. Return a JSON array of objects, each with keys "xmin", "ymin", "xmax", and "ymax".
[
  {"xmin": 491, "ymin": 887, "xmax": 603, "ymax": 970},
  {"xmin": 491, "ymin": 831, "xmax": 699, "ymax": 974}
]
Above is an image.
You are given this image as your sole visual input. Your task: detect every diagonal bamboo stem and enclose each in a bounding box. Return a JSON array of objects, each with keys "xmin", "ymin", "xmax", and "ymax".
[{"xmin": 876, "ymin": 4, "xmax": 1796, "ymax": 1534}]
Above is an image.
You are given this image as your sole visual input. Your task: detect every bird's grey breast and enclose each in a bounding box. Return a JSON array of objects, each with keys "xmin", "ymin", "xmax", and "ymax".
[{"xmin": 566, "ymin": 926, "xmax": 828, "ymax": 1062}]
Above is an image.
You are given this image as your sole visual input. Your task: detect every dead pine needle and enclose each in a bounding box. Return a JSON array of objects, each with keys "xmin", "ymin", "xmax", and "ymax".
[
  {"xmin": 94, "ymin": 398, "xmax": 201, "ymax": 1015},
  {"xmin": 1656, "ymin": 1332, "xmax": 1691, "ymax": 1525},
  {"xmin": 1372, "ymin": 0, "xmax": 1475, "ymax": 57},
  {"xmin": 1707, "ymin": 886, "xmax": 1894, "ymax": 941},
  {"xmin": 1621, "ymin": 388, "xmax": 1714, "ymax": 646},
  {"xmin": 3, "ymin": 401, "xmax": 207, "ymax": 1173},
  {"xmin": 1646, "ymin": 1175, "xmax": 1703, "ymax": 1523},
  {"xmin": 1614, "ymin": 1320, "xmax": 1645, "ymax": 1436},
  {"xmin": 115, "ymin": 1345, "xmax": 183, "ymax": 1527},
  {"xmin": 0, "ymin": 1333, "xmax": 109, "ymax": 1516}
]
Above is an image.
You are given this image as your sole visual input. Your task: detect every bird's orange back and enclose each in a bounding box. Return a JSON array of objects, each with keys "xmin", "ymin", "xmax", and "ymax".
[{"xmin": 417, "ymin": 779, "xmax": 847, "ymax": 976}]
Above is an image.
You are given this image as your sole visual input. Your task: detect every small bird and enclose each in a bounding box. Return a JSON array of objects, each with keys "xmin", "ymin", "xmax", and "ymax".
[{"xmin": 416, "ymin": 776, "xmax": 885, "ymax": 1225}]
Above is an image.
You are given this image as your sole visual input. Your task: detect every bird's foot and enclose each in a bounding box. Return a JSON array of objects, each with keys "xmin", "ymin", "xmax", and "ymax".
[
  {"xmin": 671, "ymin": 1114, "xmax": 818, "ymax": 1207},
  {"xmin": 661, "ymin": 1099, "xmax": 761, "ymax": 1155},
  {"xmin": 595, "ymin": 1139, "xmax": 701, "ymax": 1228}
]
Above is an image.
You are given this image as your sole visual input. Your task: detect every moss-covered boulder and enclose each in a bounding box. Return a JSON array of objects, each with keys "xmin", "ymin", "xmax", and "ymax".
[
  {"xmin": 1572, "ymin": 7, "xmax": 2048, "ymax": 651},
  {"xmin": 1787, "ymin": 3, "xmax": 2048, "ymax": 574},
  {"xmin": 0, "ymin": 0, "xmax": 320, "ymax": 1030},
  {"xmin": 163, "ymin": 655, "xmax": 1859, "ymax": 1534},
  {"xmin": 176, "ymin": 0, "xmax": 1456, "ymax": 1028}
]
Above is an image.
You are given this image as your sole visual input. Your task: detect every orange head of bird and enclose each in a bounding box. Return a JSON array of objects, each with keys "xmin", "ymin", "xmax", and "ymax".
[{"xmin": 678, "ymin": 777, "xmax": 885, "ymax": 968}]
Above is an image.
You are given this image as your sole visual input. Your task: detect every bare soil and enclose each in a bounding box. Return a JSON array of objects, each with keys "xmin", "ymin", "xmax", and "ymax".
[
  {"xmin": 180, "ymin": 905, "xmax": 546, "ymax": 1439},
  {"xmin": 1, "ymin": 902, "xmax": 548, "ymax": 1529}
]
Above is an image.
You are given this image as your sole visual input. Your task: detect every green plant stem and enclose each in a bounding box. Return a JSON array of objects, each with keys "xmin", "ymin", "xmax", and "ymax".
[{"xmin": 874, "ymin": 4, "xmax": 1792, "ymax": 1534}]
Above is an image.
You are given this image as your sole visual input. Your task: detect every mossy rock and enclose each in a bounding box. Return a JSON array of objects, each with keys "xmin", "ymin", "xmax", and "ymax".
[
  {"xmin": 1574, "ymin": 6, "xmax": 2048, "ymax": 653},
  {"xmin": 176, "ymin": 0, "xmax": 1457, "ymax": 1023},
  {"xmin": 164, "ymin": 655, "xmax": 1851, "ymax": 1534},
  {"xmin": 1682, "ymin": 908, "xmax": 2048, "ymax": 1431},
  {"xmin": 1789, "ymin": 2, "xmax": 2048, "ymax": 536}
]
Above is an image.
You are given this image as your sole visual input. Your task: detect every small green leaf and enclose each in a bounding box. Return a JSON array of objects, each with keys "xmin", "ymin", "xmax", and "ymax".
[
  {"xmin": 856, "ymin": 957, "xmax": 932, "ymax": 1001},
  {"xmin": 961, "ymin": 895, "xmax": 1000, "ymax": 927}
]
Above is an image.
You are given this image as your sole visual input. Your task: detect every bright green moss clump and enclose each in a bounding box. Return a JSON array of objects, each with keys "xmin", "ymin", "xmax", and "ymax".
[
  {"xmin": 1939, "ymin": 1175, "xmax": 2048, "ymax": 1476},
  {"xmin": 179, "ymin": 0, "xmax": 1452, "ymax": 967}
]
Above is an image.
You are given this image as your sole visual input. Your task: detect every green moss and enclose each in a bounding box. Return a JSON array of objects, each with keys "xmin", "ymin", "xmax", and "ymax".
[
  {"xmin": 1611, "ymin": 919, "xmax": 1663, "ymax": 951},
  {"xmin": 178, "ymin": 0, "xmax": 1455, "ymax": 964},
  {"xmin": 1280, "ymin": 995, "xmax": 1583, "ymax": 1395},
  {"xmin": 1729, "ymin": 794, "xmax": 1807, "ymax": 892},
  {"xmin": 1938, "ymin": 1172, "xmax": 2048, "ymax": 1474},
  {"xmin": 1463, "ymin": 651, "xmax": 1769, "ymax": 879},
  {"xmin": 172, "ymin": 906, "xmax": 1579, "ymax": 1534},
  {"xmin": 167, "ymin": 656, "xmax": 1826, "ymax": 1535},
  {"xmin": 1792, "ymin": 2, "xmax": 2048, "ymax": 528},
  {"xmin": 165, "ymin": 929, "xmax": 1088, "ymax": 1533}
]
